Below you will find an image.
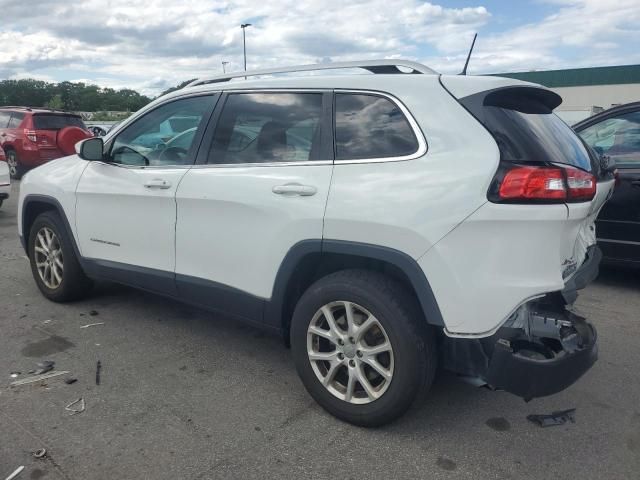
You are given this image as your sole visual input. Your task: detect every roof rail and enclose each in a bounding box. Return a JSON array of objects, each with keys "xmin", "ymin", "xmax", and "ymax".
[{"xmin": 187, "ymin": 59, "xmax": 437, "ymax": 87}]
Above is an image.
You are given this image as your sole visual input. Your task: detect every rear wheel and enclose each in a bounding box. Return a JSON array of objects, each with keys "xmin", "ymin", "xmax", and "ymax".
[
  {"xmin": 28, "ymin": 211, "xmax": 93, "ymax": 302},
  {"xmin": 6, "ymin": 149, "xmax": 25, "ymax": 179},
  {"xmin": 290, "ymin": 269, "xmax": 436, "ymax": 427}
]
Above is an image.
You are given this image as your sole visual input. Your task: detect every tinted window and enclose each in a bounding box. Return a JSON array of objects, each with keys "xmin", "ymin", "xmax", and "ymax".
[
  {"xmin": 579, "ymin": 111, "xmax": 640, "ymax": 168},
  {"xmin": 8, "ymin": 113, "xmax": 25, "ymax": 128},
  {"xmin": 209, "ymin": 93, "xmax": 323, "ymax": 164},
  {"xmin": 0, "ymin": 112, "xmax": 10, "ymax": 128},
  {"xmin": 33, "ymin": 114, "xmax": 86, "ymax": 130},
  {"xmin": 110, "ymin": 96, "xmax": 213, "ymax": 166},
  {"xmin": 335, "ymin": 93, "xmax": 419, "ymax": 160}
]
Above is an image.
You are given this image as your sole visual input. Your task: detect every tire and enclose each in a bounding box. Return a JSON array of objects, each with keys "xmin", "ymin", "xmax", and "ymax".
[
  {"xmin": 6, "ymin": 149, "xmax": 25, "ymax": 180},
  {"xmin": 28, "ymin": 211, "xmax": 93, "ymax": 302},
  {"xmin": 290, "ymin": 269, "xmax": 437, "ymax": 427}
]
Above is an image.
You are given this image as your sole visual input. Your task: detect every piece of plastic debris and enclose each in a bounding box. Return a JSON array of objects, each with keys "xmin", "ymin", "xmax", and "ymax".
[
  {"xmin": 10, "ymin": 371, "xmax": 70, "ymax": 387},
  {"xmin": 527, "ymin": 408, "xmax": 576, "ymax": 428},
  {"xmin": 89, "ymin": 310, "xmax": 99, "ymax": 316},
  {"xmin": 43, "ymin": 320, "xmax": 51, "ymax": 324},
  {"xmin": 64, "ymin": 378, "xmax": 78, "ymax": 385},
  {"xmin": 65, "ymin": 397, "xmax": 85, "ymax": 415},
  {"xmin": 96, "ymin": 361, "xmax": 102, "ymax": 385},
  {"xmin": 4, "ymin": 465, "xmax": 24, "ymax": 480},
  {"xmin": 33, "ymin": 448, "xmax": 47, "ymax": 459},
  {"xmin": 34, "ymin": 361, "xmax": 55, "ymax": 375},
  {"xmin": 80, "ymin": 322, "xmax": 104, "ymax": 329},
  {"xmin": 10, "ymin": 372, "xmax": 20, "ymax": 378}
]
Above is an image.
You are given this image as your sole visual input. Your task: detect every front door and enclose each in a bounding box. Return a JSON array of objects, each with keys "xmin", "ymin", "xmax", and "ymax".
[
  {"xmin": 578, "ymin": 108, "xmax": 640, "ymax": 264},
  {"xmin": 75, "ymin": 94, "xmax": 218, "ymax": 293},
  {"xmin": 175, "ymin": 91, "xmax": 333, "ymax": 324}
]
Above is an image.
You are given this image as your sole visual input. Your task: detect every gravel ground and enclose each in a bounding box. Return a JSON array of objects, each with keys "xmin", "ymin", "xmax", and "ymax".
[{"xmin": 1, "ymin": 181, "xmax": 639, "ymax": 479}]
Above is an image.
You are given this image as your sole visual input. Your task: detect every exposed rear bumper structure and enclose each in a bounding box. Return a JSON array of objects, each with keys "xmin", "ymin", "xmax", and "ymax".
[{"xmin": 442, "ymin": 247, "xmax": 601, "ymax": 400}]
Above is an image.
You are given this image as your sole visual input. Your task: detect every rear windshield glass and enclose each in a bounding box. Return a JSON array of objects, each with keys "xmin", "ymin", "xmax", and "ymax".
[
  {"xmin": 33, "ymin": 114, "xmax": 86, "ymax": 130},
  {"xmin": 461, "ymin": 88, "xmax": 592, "ymax": 172}
]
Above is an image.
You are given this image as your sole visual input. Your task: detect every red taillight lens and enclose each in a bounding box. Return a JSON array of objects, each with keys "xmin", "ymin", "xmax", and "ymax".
[
  {"xmin": 24, "ymin": 129, "xmax": 37, "ymax": 142},
  {"xmin": 564, "ymin": 166, "xmax": 596, "ymax": 201},
  {"xmin": 499, "ymin": 166, "xmax": 567, "ymax": 201}
]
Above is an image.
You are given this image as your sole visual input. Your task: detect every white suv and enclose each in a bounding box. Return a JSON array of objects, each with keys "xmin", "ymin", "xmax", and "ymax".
[{"xmin": 17, "ymin": 60, "xmax": 615, "ymax": 426}]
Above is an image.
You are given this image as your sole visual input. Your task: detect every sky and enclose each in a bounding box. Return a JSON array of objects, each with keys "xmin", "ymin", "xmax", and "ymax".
[{"xmin": 1, "ymin": 0, "xmax": 639, "ymax": 96}]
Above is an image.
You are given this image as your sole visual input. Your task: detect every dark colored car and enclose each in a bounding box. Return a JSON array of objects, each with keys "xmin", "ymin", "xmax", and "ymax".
[
  {"xmin": 0, "ymin": 107, "xmax": 92, "ymax": 179},
  {"xmin": 575, "ymin": 102, "xmax": 640, "ymax": 266}
]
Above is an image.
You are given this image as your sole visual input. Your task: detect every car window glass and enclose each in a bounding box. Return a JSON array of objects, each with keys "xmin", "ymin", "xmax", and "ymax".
[
  {"xmin": 110, "ymin": 96, "xmax": 213, "ymax": 167},
  {"xmin": 33, "ymin": 114, "xmax": 84, "ymax": 130},
  {"xmin": 579, "ymin": 111, "xmax": 640, "ymax": 168},
  {"xmin": 8, "ymin": 113, "xmax": 25, "ymax": 128},
  {"xmin": 0, "ymin": 112, "xmax": 10, "ymax": 128},
  {"xmin": 209, "ymin": 93, "xmax": 323, "ymax": 164},
  {"xmin": 335, "ymin": 93, "xmax": 419, "ymax": 160}
]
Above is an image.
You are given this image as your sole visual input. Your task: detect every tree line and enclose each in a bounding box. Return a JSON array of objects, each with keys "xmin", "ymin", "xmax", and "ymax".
[{"xmin": 0, "ymin": 78, "xmax": 153, "ymax": 112}]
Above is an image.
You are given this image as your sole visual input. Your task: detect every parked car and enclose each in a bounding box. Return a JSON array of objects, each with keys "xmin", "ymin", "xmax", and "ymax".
[
  {"xmin": 574, "ymin": 102, "xmax": 640, "ymax": 266},
  {"xmin": 17, "ymin": 60, "xmax": 615, "ymax": 426},
  {"xmin": 0, "ymin": 107, "xmax": 92, "ymax": 179},
  {"xmin": 0, "ymin": 146, "xmax": 9, "ymax": 207}
]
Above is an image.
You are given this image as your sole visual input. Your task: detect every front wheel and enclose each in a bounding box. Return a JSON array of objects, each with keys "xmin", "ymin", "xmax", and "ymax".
[
  {"xmin": 28, "ymin": 211, "xmax": 93, "ymax": 302},
  {"xmin": 290, "ymin": 270, "xmax": 436, "ymax": 427}
]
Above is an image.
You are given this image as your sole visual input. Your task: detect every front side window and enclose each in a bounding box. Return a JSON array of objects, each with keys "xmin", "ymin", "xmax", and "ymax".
[
  {"xmin": 209, "ymin": 93, "xmax": 324, "ymax": 164},
  {"xmin": 8, "ymin": 113, "xmax": 25, "ymax": 128},
  {"xmin": 335, "ymin": 93, "xmax": 419, "ymax": 160},
  {"xmin": 579, "ymin": 111, "xmax": 640, "ymax": 168},
  {"xmin": 110, "ymin": 95, "xmax": 214, "ymax": 166}
]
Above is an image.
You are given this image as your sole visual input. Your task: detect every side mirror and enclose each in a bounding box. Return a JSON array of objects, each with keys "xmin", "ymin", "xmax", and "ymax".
[{"xmin": 77, "ymin": 137, "xmax": 104, "ymax": 161}]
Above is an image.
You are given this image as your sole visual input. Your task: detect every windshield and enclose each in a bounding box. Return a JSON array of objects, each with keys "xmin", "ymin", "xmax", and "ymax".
[{"xmin": 33, "ymin": 114, "xmax": 86, "ymax": 130}]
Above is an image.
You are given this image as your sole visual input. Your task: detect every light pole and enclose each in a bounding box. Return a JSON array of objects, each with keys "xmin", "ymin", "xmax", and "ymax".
[
  {"xmin": 240, "ymin": 23, "xmax": 251, "ymax": 76},
  {"xmin": 222, "ymin": 61, "xmax": 229, "ymax": 73}
]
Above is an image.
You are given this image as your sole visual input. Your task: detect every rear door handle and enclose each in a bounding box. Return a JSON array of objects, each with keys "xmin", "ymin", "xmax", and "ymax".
[
  {"xmin": 272, "ymin": 183, "xmax": 317, "ymax": 196},
  {"xmin": 144, "ymin": 179, "xmax": 172, "ymax": 189}
]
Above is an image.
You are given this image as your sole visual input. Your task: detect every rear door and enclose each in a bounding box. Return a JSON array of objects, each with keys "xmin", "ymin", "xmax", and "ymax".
[
  {"xmin": 174, "ymin": 91, "xmax": 333, "ymax": 325},
  {"xmin": 577, "ymin": 108, "xmax": 640, "ymax": 264}
]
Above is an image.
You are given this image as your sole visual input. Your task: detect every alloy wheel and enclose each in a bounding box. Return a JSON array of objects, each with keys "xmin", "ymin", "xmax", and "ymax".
[
  {"xmin": 6, "ymin": 151, "xmax": 18, "ymax": 177},
  {"xmin": 307, "ymin": 301, "xmax": 394, "ymax": 404},
  {"xmin": 34, "ymin": 227, "xmax": 64, "ymax": 289}
]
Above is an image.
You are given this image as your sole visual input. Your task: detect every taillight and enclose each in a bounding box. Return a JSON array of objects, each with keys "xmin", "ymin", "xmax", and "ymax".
[
  {"xmin": 24, "ymin": 129, "xmax": 37, "ymax": 142},
  {"xmin": 491, "ymin": 163, "xmax": 596, "ymax": 203}
]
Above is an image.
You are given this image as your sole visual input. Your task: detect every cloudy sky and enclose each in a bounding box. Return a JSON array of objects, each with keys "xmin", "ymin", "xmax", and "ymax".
[{"xmin": 1, "ymin": 0, "xmax": 639, "ymax": 96}]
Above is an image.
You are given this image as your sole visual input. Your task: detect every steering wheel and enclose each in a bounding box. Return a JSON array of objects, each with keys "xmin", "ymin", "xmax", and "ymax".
[{"xmin": 159, "ymin": 146, "xmax": 189, "ymax": 163}]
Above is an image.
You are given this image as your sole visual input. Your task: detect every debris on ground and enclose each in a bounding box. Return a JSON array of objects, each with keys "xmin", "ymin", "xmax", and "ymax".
[
  {"xmin": 80, "ymin": 322, "xmax": 104, "ymax": 329},
  {"xmin": 4, "ymin": 465, "xmax": 24, "ymax": 480},
  {"xmin": 34, "ymin": 361, "xmax": 55, "ymax": 375},
  {"xmin": 89, "ymin": 310, "xmax": 99, "ymax": 316},
  {"xmin": 9, "ymin": 372, "xmax": 20, "ymax": 378},
  {"xmin": 96, "ymin": 360, "xmax": 102, "ymax": 385},
  {"xmin": 64, "ymin": 378, "xmax": 78, "ymax": 385},
  {"xmin": 32, "ymin": 448, "xmax": 47, "ymax": 459},
  {"xmin": 65, "ymin": 397, "xmax": 85, "ymax": 415},
  {"xmin": 10, "ymin": 371, "xmax": 70, "ymax": 387},
  {"xmin": 43, "ymin": 319, "xmax": 51, "ymax": 324},
  {"xmin": 527, "ymin": 408, "xmax": 576, "ymax": 427}
]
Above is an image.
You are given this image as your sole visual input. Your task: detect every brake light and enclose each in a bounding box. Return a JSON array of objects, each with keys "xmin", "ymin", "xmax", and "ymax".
[
  {"xmin": 24, "ymin": 129, "xmax": 37, "ymax": 143},
  {"xmin": 492, "ymin": 164, "xmax": 596, "ymax": 203}
]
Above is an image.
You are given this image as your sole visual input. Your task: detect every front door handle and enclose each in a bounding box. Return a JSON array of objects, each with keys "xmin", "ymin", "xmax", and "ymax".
[
  {"xmin": 144, "ymin": 179, "xmax": 172, "ymax": 189},
  {"xmin": 272, "ymin": 183, "xmax": 317, "ymax": 196}
]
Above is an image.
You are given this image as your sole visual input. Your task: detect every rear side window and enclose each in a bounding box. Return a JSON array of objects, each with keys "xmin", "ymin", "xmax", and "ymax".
[
  {"xmin": 578, "ymin": 111, "xmax": 640, "ymax": 168},
  {"xmin": 0, "ymin": 112, "xmax": 10, "ymax": 128},
  {"xmin": 460, "ymin": 87, "xmax": 593, "ymax": 172},
  {"xmin": 334, "ymin": 93, "xmax": 419, "ymax": 160},
  {"xmin": 209, "ymin": 93, "xmax": 324, "ymax": 164},
  {"xmin": 33, "ymin": 114, "xmax": 86, "ymax": 130},
  {"xmin": 8, "ymin": 113, "xmax": 25, "ymax": 128}
]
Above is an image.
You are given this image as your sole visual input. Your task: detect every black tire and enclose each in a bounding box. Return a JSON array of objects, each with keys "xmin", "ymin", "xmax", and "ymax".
[
  {"xmin": 6, "ymin": 149, "xmax": 25, "ymax": 180},
  {"xmin": 290, "ymin": 269, "xmax": 437, "ymax": 427},
  {"xmin": 28, "ymin": 211, "xmax": 93, "ymax": 302}
]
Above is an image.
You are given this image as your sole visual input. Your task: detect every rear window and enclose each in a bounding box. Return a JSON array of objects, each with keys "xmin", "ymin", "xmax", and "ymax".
[
  {"xmin": 33, "ymin": 114, "xmax": 86, "ymax": 130},
  {"xmin": 460, "ymin": 87, "xmax": 593, "ymax": 172}
]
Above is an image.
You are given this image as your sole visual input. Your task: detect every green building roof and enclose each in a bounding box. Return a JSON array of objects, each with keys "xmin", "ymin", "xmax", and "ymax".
[{"xmin": 491, "ymin": 64, "xmax": 640, "ymax": 88}]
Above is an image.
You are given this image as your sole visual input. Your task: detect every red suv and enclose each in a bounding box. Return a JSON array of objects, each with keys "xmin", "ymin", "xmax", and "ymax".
[{"xmin": 0, "ymin": 107, "xmax": 92, "ymax": 179}]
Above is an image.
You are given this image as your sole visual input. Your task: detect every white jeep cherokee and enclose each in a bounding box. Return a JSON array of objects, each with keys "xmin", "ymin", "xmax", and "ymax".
[{"xmin": 18, "ymin": 60, "xmax": 615, "ymax": 426}]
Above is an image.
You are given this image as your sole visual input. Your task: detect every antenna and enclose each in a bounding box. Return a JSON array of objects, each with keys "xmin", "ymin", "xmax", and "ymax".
[{"xmin": 460, "ymin": 33, "xmax": 477, "ymax": 75}]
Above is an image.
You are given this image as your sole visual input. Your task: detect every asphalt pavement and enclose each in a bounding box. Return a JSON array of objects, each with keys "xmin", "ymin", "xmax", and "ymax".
[{"xmin": 1, "ymin": 181, "xmax": 639, "ymax": 479}]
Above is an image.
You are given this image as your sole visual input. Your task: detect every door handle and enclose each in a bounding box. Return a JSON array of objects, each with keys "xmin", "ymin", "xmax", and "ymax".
[
  {"xmin": 144, "ymin": 179, "xmax": 172, "ymax": 189},
  {"xmin": 272, "ymin": 183, "xmax": 317, "ymax": 196}
]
